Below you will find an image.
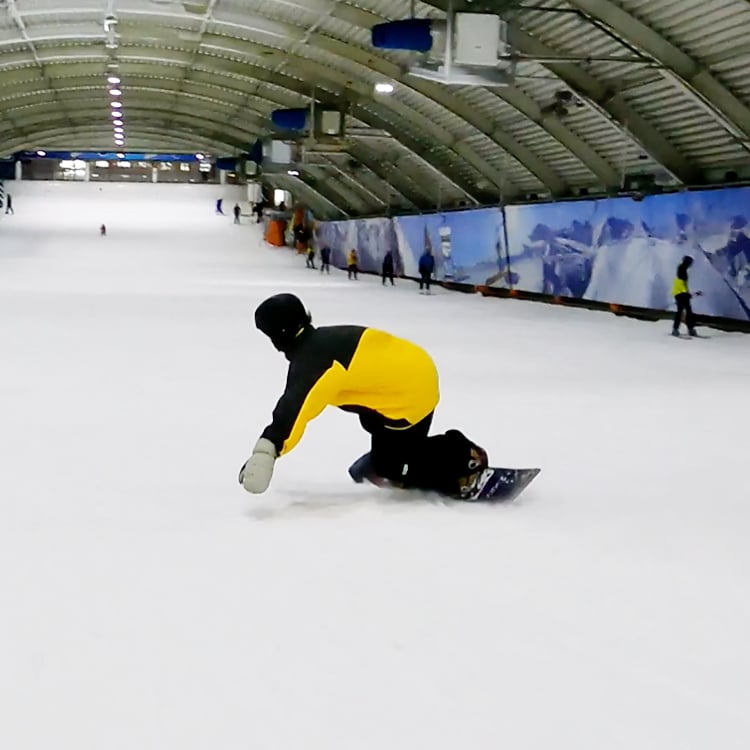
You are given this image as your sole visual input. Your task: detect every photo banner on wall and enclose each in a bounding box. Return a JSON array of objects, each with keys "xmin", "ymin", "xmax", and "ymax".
[
  {"xmin": 502, "ymin": 187, "xmax": 750, "ymax": 321},
  {"xmin": 316, "ymin": 208, "xmax": 507, "ymax": 286},
  {"xmin": 317, "ymin": 186, "xmax": 750, "ymax": 322}
]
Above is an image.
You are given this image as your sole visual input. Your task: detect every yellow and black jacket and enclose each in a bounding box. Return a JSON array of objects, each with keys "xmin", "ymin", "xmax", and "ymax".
[
  {"xmin": 262, "ymin": 326, "xmax": 439, "ymax": 456},
  {"xmin": 672, "ymin": 259, "xmax": 691, "ymax": 296}
]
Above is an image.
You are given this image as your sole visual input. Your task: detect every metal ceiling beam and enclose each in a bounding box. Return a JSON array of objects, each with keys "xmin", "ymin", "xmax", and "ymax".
[
  {"xmin": 565, "ymin": 0, "xmax": 750, "ymax": 146},
  {"xmin": 269, "ymin": 174, "xmax": 345, "ymax": 220},
  {"xmin": 269, "ymin": 0, "xmax": 613, "ymax": 189},
  {"xmin": 425, "ymin": 0, "xmax": 703, "ymax": 185},
  {"xmin": 340, "ymin": 145, "xmax": 432, "ymax": 211},
  {"xmin": 0, "ymin": 123, "xmax": 231, "ymax": 155},
  {"xmin": 0, "ymin": 45, "xmax": 489, "ymax": 204},
  {"xmin": 116, "ymin": 7, "xmax": 550, "ymax": 193},
  {"xmin": 312, "ymin": 156, "xmax": 389, "ymax": 211},
  {"xmin": 512, "ymin": 27, "xmax": 704, "ymax": 184},
  {"xmin": 0, "ymin": 106, "xmax": 256, "ymax": 152},
  {"xmin": 292, "ymin": 167, "xmax": 354, "ymax": 217},
  {"xmin": 0, "ymin": 73, "xmax": 424, "ymax": 216},
  {"xmin": 0, "ymin": 65, "xmax": 434, "ymax": 210},
  {"xmin": 3, "ymin": 4, "xmax": 613, "ymax": 190},
  {"xmin": 4, "ymin": 24, "xmax": 491, "ymax": 197},
  {"xmin": 191, "ymin": 33, "xmax": 506, "ymax": 197}
]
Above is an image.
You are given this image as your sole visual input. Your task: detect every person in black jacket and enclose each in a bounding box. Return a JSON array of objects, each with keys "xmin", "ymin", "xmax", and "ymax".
[
  {"xmin": 319, "ymin": 246, "xmax": 331, "ymax": 274},
  {"xmin": 238, "ymin": 293, "xmax": 488, "ymax": 498},
  {"xmin": 382, "ymin": 250, "xmax": 395, "ymax": 285},
  {"xmin": 418, "ymin": 249, "xmax": 435, "ymax": 293}
]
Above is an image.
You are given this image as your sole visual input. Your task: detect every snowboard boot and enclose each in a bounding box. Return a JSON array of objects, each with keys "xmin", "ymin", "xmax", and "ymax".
[
  {"xmin": 672, "ymin": 328, "xmax": 681, "ymax": 337},
  {"xmin": 348, "ymin": 453, "xmax": 399, "ymax": 488},
  {"xmin": 688, "ymin": 328, "xmax": 698, "ymax": 337},
  {"xmin": 425, "ymin": 430, "xmax": 489, "ymax": 499}
]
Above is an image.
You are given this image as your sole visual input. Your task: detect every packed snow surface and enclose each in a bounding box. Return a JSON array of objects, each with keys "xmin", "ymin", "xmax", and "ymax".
[{"xmin": 1, "ymin": 183, "xmax": 748, "ymax": 749}]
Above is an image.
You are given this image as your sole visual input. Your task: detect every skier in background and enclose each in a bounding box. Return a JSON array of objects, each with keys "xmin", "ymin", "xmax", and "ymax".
[
  {"xmin": 238, "ymin": 293, "xmax": 489, "ymax": 499},
  {"xmin": 215, "ymin": 198, "xmax": 224, "ymax": 215},
  {"xmin": 382, "ymin": 250, "xmax": 395, "ymax": 286},
  {"xmin": 233, "ymin": 203, "xmax": 241, "ymax": 224},
  {"xmin": 306, "ymin": 245, "xmax": 316, "ymax": 269},
  {"xmin": 347, "ymin": 248, "xmax": 359, "ymax": 280},
  {"xmin": 100, "ymin": 223, "xmax": 107, "ymax": 236},
  {"xmin": 418, "ymin": 248, "xmax": 435, "ymax": 294},
  {"xmin": 672, "ymin": 256, "xmax": 702, "ymax": 337},
  {"xmin": 5, "ymin": 194, "xmax": 13, "ymax": 215},
  {"xmin": 320, "ymin": 246, "xmax": 331, "ymax": 274}
]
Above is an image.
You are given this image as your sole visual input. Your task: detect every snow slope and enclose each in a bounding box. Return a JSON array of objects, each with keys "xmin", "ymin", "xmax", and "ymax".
[{"xmin": 1, "ymin": 182, "xmax": 749, "ymax": 750}]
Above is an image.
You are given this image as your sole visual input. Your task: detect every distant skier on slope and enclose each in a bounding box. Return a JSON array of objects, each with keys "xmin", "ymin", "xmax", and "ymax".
[
  {"xmin": 238, "ymin": 293, "xmax": 489, "ymax": 499},
  {"xmin": 672, "ymin": 256, "xmax": 702, "ymax": 337}
]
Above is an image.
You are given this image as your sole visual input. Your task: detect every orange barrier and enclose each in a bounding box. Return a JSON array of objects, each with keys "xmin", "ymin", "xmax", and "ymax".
[{"xmin": 265, "ymin": 219, "xmax": 286, "ymax": 246}]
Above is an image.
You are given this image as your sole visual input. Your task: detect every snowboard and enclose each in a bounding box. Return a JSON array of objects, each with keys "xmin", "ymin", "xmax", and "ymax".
[{"xmin": 348, "ymin": 454, "xmax": 540, "ymax": 503}]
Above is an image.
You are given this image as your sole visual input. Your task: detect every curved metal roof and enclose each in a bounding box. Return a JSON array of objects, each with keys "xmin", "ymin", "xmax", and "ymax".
[{"xmin": 1, "ymin": 0, "xmax": 749, "ymax": 217}]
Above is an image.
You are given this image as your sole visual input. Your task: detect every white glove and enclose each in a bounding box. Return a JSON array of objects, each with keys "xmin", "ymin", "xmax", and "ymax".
[{"xmin": 238, "ymin": 438, "xmax": 277, "ymax": 494}]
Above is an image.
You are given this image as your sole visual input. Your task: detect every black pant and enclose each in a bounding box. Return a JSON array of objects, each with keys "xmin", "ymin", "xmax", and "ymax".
[
  {"xmin": 362, "ymin": 412, "xmax": 433, "ymax": 485},
  {"xmin": 348, "ymin": 264, "xmax": 358, "ymax": 280},
  {"xmin": 419, "ymin": 273, "xmax": 431, "ymax": 291},
  {"xmin": 674, "ymin": 293, "xmax": 695, "ymax": 331},
  {"xmin": 382, "ymin": 270, "xmax": 394, "ymax": 285},
  {"xmin": 320, "ymin": 261, "xmax": 330, "ymax": 273},
  {"xmin": 306, "ymin": 255, "xmax": 315, "ymax": 269},
  {"xmin": 362, "ymin": 412, "xmax": 479, "ymax": 495}
]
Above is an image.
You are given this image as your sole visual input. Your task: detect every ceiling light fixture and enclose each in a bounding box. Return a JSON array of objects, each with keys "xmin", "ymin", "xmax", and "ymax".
[
  {"xmin": 36, "ymin": 150, "xmax": 47, "ymax": 156},
  {"xmin": 287, "ymin": 169, "xmax": 300, "ymax": 176},
  {"xmin": 113, "ymin": 119, "xmax": 123, "ymax": 127},
  {"xmin": 111, "ymin": 101, "xmax": 122, "ymax": 109},
  {"xmin": 117, "ymin": 152, "xmax": 125, "ymax": 159},
  {"xmin": 374, "ymin": 82, "xmax": 395, "ymax": 94},
  {"xmin": 109, "ymin": 88, "xmax": 122, "ymax": 96},
  {"xmin": 108, "ymin": 76, "xmax": 121, "ymax": 84}
]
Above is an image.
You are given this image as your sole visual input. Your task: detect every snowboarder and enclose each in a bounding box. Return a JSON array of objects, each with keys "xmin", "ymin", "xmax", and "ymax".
[
  {"xmin": 418, "ymin": 248, "xmax": 435, "ymax": 293},
  {"xmin": 238, "ymin": 293, "xmax": 489, "ymax": 499},
  {"xmin": 382, "ymin": 250, "xmax": 395, "ymax": 286},
  {"xmin": 100, "ymin": 223, "xmax": 107, "ymax": 236},
  {"xmin": 305, "ymin": 246, "xmax": 316, "ymax": 269},
  {"xmin": 215, "ymin": 198, "xmax": 224, "ymax": 215},
  {"xmin": 672, "ymin": 256, "xmax": 702, "ymax": 337},
  {"xmin": 233, "ymin": 203, "xmax": 241, "ymax": 224}
]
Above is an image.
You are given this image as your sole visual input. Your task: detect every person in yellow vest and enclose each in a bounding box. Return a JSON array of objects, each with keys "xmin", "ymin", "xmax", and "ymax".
[
  {"xmin": 347, "ymin": 248, "xmax": 359, "ymax": 280},
  {"xmin": 238, "ymin": 293, "xmax": 489, "ymax": 499},
  {"xmin": 672, "ymin": 256, "xmax": 702, "ymax": 337}
]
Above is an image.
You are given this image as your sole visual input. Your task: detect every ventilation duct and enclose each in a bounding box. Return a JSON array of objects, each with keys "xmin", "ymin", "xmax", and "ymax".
[
  {"xmin": 371, "ymin": 12, "xmax": 514, "ymax": 87},
  {"xmin": 371, "ymin": 19, "xmax": 433, "ymax": 53},
  {"xmin": 271, "ymin": 108, "xmax": 309, "ymax": 131}
]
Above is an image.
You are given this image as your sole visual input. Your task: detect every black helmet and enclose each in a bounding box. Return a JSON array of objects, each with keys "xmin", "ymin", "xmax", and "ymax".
[{"xmin": 255, "ymin": 293, "xmax": 312, "ymax": 352}]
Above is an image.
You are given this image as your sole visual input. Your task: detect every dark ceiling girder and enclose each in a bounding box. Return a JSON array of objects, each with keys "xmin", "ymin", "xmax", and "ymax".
[
  {"xmin": 0, "ymin": 44, "xmax": 490, "ymax": 204},
  {"xmin": 344, "ymin": 144, "xmax": 433, "ymax": 210},
  {"xmin": 0, "ymin": 64, "xmax": 464, "ymax": 213},
  {"xmin": 425, "ymin": 0, "xmax": 704, "ymax": 185},
  {"xmin": 565, "ymin": 0, "xmax": 750, "ymax": 145},
  {"xmin": 114, "ymin": 9, "xmax": 558, "ymax": 194},
  {"xmin": 273, "ymin": 0, "xmax": 619, "ymax": 189},
  {"xmin": 269, "ymin": 173, "xmax": 344, "ymax": 219}
]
